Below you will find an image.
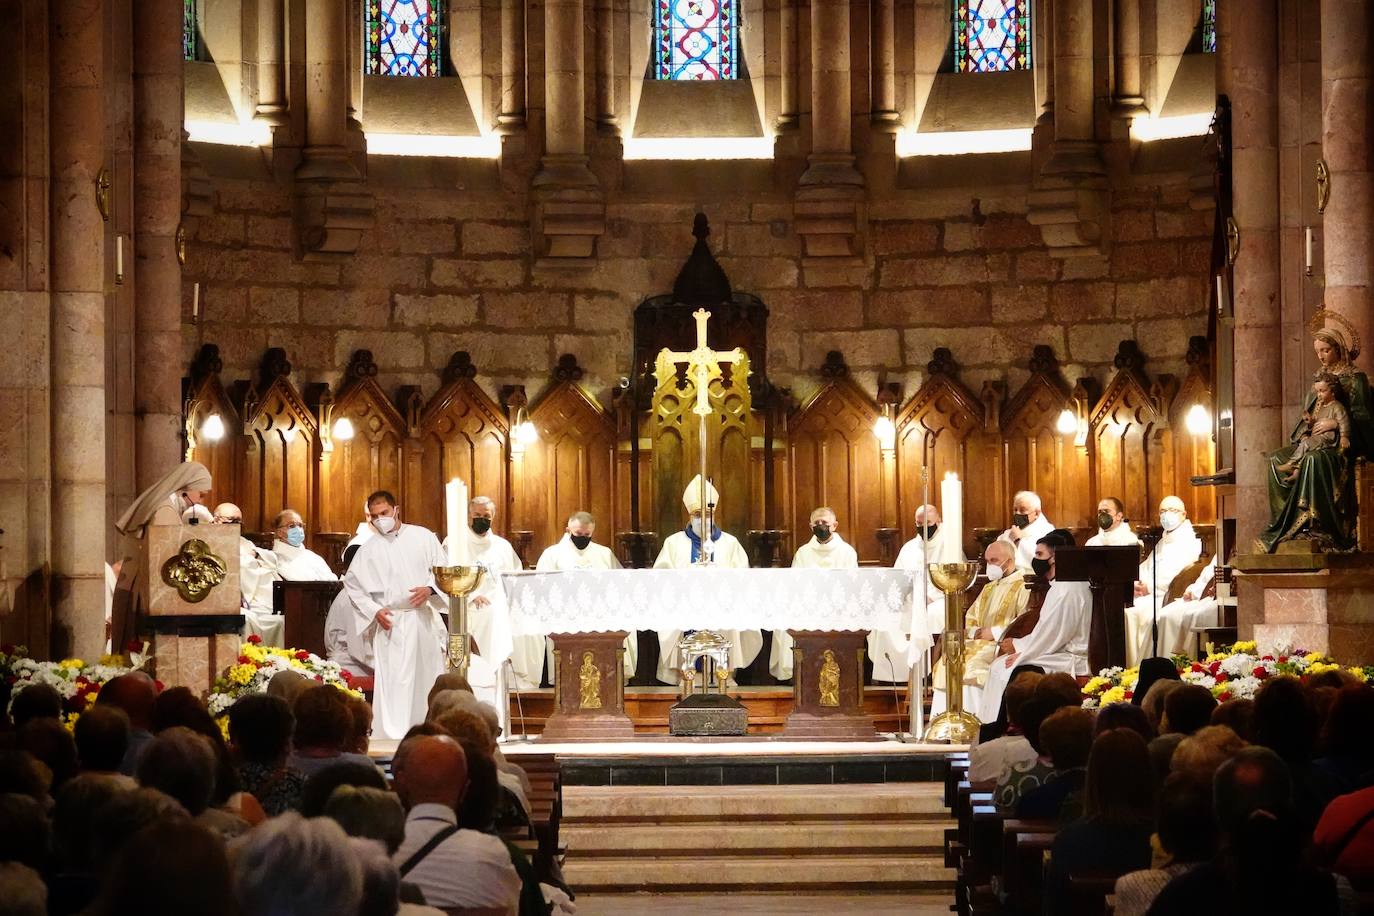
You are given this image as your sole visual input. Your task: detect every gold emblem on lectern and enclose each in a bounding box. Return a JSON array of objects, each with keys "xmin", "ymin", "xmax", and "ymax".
[
  {"xmin": 818, "ymin": 650, "xmax": 841, "ymax": 707},
  {"xmin": 160, "ymin": 539, "xmax": 228, "ymax": 603},
  {"xmin": 578, "ymin": 652, "xmax": 602, "ymax": 709}
]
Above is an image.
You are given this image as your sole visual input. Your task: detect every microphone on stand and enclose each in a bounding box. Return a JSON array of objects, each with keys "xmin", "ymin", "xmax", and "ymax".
[
  {"xmin": 885, "ymin": 652, "xmax": 907, "ymax": 742},
  {"xmin": 1139, "ymin": 527, "xmax": 1164, "ymax": 660},
  {"xmin": 503, "ymin": 658, "xmax": 533, "ymax": 743}
]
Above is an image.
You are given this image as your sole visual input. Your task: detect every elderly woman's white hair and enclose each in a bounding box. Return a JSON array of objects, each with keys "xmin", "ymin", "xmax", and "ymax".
[{"xmin": 230, "ymin": 812, "xmax": 363, "ymax": 916}]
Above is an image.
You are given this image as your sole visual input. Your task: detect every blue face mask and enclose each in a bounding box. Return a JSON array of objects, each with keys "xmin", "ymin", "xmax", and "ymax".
[{"xmin": 285, "ymin": 527, "xmax": 305, "ymax": 548}]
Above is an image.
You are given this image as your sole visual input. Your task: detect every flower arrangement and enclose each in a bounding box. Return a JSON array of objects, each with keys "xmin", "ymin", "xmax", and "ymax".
[
  {"xmin": 3, "ymin": 641, "xmax": 144, "ymax": 726},
  {"xmin": 206, "ymin": 635, "xmax": 359, "ymax": 719},
  {"xmin": 1082, "ymin": 640, "xmax": 1373, "ymax": 707}
]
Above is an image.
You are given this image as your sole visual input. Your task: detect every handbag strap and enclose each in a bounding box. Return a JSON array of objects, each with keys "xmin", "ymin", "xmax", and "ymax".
[{"xmin": 398, "ymin": 824, "xmax": 460, "ymax": 876}]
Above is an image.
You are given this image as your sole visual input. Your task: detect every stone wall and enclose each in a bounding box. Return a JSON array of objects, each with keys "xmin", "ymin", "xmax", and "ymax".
[{"xmin": 184, "ymin": 153, "xmax": 1212, "ymax": 411}]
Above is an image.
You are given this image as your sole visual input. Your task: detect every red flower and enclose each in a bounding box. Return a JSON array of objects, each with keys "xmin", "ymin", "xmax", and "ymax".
[
  {"xmin": 1208, "ymin": 661, "xmax": 1222, "ymax": 676},
  {"xmin": 1123, "ymin": 690, "xmax": 1134, "ymax": 700},
  {"xmin": 295, "ymin": 651, "xmax": 310, "ymax": 661},
  {"xmin": 153, "ymin": 679, "xmax": 165, "ymax": 692},
  {"xmin": 247, "ymin": 634, "xmax": 263, "ymax": 645},
  {"xmin": 238, "ymin": 655, "xmax": 252, "ymax": 665},
  {"xmin": 1217, "ymin": 691, "xmax": 1233, "ymax": 702},
  {"xmin": 1215, "ymin": 672, "xmax": 1228, "ymax": 683},
  {"xmin": 1253, "ymin": 666, "xmax": 1269, "ymax": 679},
  {"xmin": 1262, "ymin": 655, "xmax": 1275, "ymax": 662},
  {"xmin": 339, "ymin": 670, "xmax": 353, "ymax": 683},
  {"xmin": 1191, "ymin": 662, "xmax": 1205, "ymax": 673},
  {"xmin": 125, "ymin": 639, "xmax": 143, "ymax": 652},
  {"xmin": 1278, "ymin": 656, "xmax": 1289, "ymax": 664}
]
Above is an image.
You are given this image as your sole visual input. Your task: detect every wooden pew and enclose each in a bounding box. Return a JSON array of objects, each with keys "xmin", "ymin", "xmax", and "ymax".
[
  {"xmin": 1005, "ymin": 828, "xmax": 1056, "ymax": 916},
  {"xmin": 502, "ymin": 753, "xmax": 565, "ymax": 893}
]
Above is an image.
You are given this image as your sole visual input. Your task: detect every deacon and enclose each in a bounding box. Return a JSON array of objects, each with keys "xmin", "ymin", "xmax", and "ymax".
[
  {"xmin": 1125, "ymin": 495, "xmax": 1202, "ymax": 665},
  {"xmin": 770, "ymin": 507, "xmax": 858, "ymax": 680},
  {"xmin": 978, "ymin": 529, "xmax": 1091, "ymax": 721},
  {"xmin": 997, "ymin": 490, "xmax": 1054, "ymax": 571},
  {"xmin": 444, "ymin": 497, "xmax": 527, "ymax": 688},
  {"xmin": 535, "ymin": 511, "xmax": 633, "ymax": 678},
  {"xmin": 1085, "ymin": 497, "xmax": 1139, "ymax": 546},
  {"xmin": 342, "ymin": 490, "xmax": 448, "ymax": 740},
  {"xmin": 930, "ymin": 540, "xmax": 1029, "ymax": 716},
  {"xmin": 889, "ymin": 504, "xmax": 961, "ymax": 682},
  {"xmin": 652, "ymin": 475, "xmax": 757, "ymax": 685},
  {"xmin": 1153, "ymin": 555, "xmax": 1219, "ymax": 656}
]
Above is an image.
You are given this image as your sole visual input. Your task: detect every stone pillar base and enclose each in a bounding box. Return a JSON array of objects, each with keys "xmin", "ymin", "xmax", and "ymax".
[
  {"xmin": 541, "ymin": 631, "xmax": 635, "ymax": 740},
  {"xmin": 1232, "ymin": 553, "xmax": 1374, "ymax": 664},
  {"xmin": 783, "ymin": 630, "xmax": 876, "ymax": 739}
]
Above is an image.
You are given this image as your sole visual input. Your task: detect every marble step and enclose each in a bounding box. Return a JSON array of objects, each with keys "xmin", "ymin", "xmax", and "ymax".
[
  {"xmin": 562, "ymin": 819, "xmax": 947, "ymax": 855},
  {"xmin": 563, "ymin": 783, "xmax": 949, "ymax": 822},
  {"xmin": 563, "ymin": 852, "xmax": 955, "ymax": 891}
]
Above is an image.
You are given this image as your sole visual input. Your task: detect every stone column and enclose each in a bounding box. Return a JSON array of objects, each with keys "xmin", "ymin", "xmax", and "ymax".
[
  {"xmin": 1034, "ymin": 0, "xmax": 1055, "ymax": 124},
  {"xmin": 294, "ymin": 0, "xmax": 372, "ymax": 258},
  {"xmin": 50, "ymin": 0, "xmax": 108, "ymax": 659},
  {"xmin": 1112, "ymin": 0, "xmax": 1146, "ymax": 116},
  {"xmin": 531, "ymin": 0, "xmax": 603, "ymax": 259},
  {"xmin": 872, "ymin": 0, "xmax": 898, "ymax": 126},
  {"xmin": 1221, "ymin": 0, "xmax": 1282, "ymax": 546},
  {"xmin": 1050, "ymin": 0, "xmax": 1095, "ymax": 158},
  {"xmin": 499, "ymin": 0, "xmax": 527, "ymax": 127},
  {"xmin": 255, "ymin": 0, "xmax": 286, "ymax": 124},
  {"xmin": 348, "ymin": 0, "xmax": 364, "ymax": 131},
  {"xmin": 1320, "ymin": 0, "xmax": 1374, "ymax": 356},
  {"xmin": 778, "ymin": 0, "xmax": 797, "ymax": 130},
  {"xmin": 132, "ymin": 0, "xmax": 183, "ymax": 490},
  {"xmin": 594, "ymin": 0, "xmax": 615, "ymax": 132}
]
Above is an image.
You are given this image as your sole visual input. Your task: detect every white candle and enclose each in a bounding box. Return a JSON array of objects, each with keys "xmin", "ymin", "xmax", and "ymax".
[
  {"xmin": 115, "ymin": 235, "xmax": 124, "ymax": 279},
  {"xmin": 445, "ymin": 478, "xmax": 470, "ymax": 565},
  {"xmin": 940, "ymin": 472, "xmax": 963, "ymax": 563},
  {"xmin": 192, "ymin": 282, "xmax": 200, "ymax": 318},
  {"xmin": 1305, "ymin": 226, "xmax": 1313, "ymax": 271}
]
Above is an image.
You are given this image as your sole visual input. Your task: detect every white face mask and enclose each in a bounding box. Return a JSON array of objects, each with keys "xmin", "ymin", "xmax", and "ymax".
[
  {"xmin": 691, "ymin": 518, "xmax": 707, "ymax": 538},
  {"xmin": 1159, "ymin": 511, "xmax": 1182, "ymax": 532},
  {"xmin": 373, "ymin": 516, "xmax": 396, "ymax": 534},
  {"xmin": 985, "ymin": 563, "xmax": 1005, "ymax": 582}
]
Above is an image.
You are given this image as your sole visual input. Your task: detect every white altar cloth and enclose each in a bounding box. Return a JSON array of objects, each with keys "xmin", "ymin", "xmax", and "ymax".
[{"xmin": 501, "ymin": 567, "xmax": 915, "ymax": 636}]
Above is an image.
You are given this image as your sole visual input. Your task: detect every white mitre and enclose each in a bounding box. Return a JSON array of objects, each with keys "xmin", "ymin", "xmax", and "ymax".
[{"xmin": 683, "ymin": 474, "xmax": 719, "ymax": 514}]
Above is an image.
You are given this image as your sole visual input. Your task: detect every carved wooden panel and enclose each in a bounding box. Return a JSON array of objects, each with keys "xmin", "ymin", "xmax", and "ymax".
[
  {"xmin": 1089, "ymin": 347, "xmax": 1165, "ymax": 525},
  {"xmin": 1164, "ymin": 341, "xmax": 1216, "ymax": 525},
  {"xmin": 893, "ymin": 350, "xmax": 995, "ymax": 554},
  {"xmin": 416, "ymin": 354, "xmax": 509, "ymax": 537},
  {"xmin": 240, "ymin": 374, "xmax": 319, "ymax": 534},
  {"xmin": 788, "ymin": 364, "xmax": 888, "ymax": 564},
  {"xmin": 518, "ymin": 375, "xmax": 619, "ymax": 555},
  {"xmin": 185, "ymin": 370, "xmax": 242, "ymax": 509},
  {"xmin": 321, "ymin": 352, "xmax": 409, "ymax": 536},
  {"xmin": 1001, "ymin": 350, "xmax": 1091, "ymax": 529}
]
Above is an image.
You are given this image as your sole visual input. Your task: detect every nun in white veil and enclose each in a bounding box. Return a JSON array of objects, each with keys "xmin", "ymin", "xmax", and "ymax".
[{"xmin": 110, "ymin": 462, "xmax": 214, "ymax": 648}]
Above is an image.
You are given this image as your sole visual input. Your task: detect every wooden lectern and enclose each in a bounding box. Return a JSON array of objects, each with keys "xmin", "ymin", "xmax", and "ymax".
[{"xmin": 1054, "ymin": 546, "xmax": 1140, "ymax": 672}]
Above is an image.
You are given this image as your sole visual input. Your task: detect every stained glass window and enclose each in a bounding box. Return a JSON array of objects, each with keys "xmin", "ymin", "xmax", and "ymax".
[
  {"xmin": 365, "ymin": 0, "xmax": 444, "ymax": 77},
  {"xmin": 954, "ymin": 1, "xmax": 1031, "ymax": 73},
  {"xmin": 183, "ymin": 0, "xmax": 197, "ymax": 62},
  {"xmin": 1202, "ymin": 0, "xmax": 1217, "ymax": 53},
  {"xmin": 654, "ymin": 0, "xmax": 738, "ymax": 80}
]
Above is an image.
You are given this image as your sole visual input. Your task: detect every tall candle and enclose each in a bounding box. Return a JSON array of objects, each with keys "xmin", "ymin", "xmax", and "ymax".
[
  {"xmin": 445, "ymin": 478, "xmax": 470, "ymax": 565},
  {"xmin": 192, "ymin": 282, "xmax": 200, "ymax": 318},
  {"xmin": 940, "ymin": 472, "xmax": 963, "ymax": 563},
  {"xmin": 115, "ymin": 235, "xmax": 124, "ymax": 280},
  {"xmin": 1305, "ymin": 226, "xmax": 1313, "ymax": 272}
]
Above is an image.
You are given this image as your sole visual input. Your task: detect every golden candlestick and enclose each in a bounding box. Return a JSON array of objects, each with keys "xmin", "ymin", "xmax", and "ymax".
[
  {"xmin": 924, "ymin": 560, "xmax": 981, "ymax": 744},
  {"xmin": 432, "ymin": 565, "xmax": 486, "ymax": 676}
]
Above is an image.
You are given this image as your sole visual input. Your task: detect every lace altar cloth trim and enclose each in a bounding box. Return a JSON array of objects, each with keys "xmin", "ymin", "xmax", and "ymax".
[{"xmin": 501, "ymin": 567, "xmax": 915, "ymax": 635}]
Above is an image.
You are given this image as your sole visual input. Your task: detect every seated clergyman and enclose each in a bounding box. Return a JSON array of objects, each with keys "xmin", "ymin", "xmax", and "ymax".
[
  {"xmin": 535, "ymin": 511, "xmax": 633, "ymax": 679},
  {"xmin": 233, "ymin": 507, "xmax": 337, "ymax": 648},
  {"xmin": 770, "ymin": 507, "xmax": 858, "ymax": 681}
]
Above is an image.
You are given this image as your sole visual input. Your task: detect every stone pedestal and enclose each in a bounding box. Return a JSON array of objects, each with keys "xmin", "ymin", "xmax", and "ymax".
[
  {"xmin": 541, "ymin": 631, "xmax": 635, "ymax": 740},
  {"xmin": 782, "ymin": 630, "xmax": 876, "ymax": 738},
  {"xmin": 1232, "ymin": 552, "xmax": 1374, "ymax": 664}
]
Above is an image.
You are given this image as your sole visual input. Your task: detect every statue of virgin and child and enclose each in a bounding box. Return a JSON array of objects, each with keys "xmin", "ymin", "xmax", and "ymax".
[{"xmin": 1260, "ymin": 311, "xmax": 1373, "ymax": 552}]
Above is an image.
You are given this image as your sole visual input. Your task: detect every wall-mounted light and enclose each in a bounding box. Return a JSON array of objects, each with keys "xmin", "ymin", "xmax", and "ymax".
[
  {"xmin": 201, "ymin": 413, "xmax": 225, "ymax": 441},
  {"xmin": 1056, "ymin": 408, "xmax": 1078, "ymax": 436},
  {"xmin": 873, "ymin": 414, "xmax": 897, "ymax": 452},
  {"xmin": 332, "ymin": 417, "xmax": 355, "ymax": 442},
  {"xmin": 512, "ymin": 409, "xmax": 538, "ymax": 454},
  {"xmin": 1185, "ymin": 404, "xmax": 1212, "ymax": 437}
]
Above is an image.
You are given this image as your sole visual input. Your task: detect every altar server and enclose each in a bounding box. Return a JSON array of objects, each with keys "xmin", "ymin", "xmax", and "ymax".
[
  {"xmin": 1153, "ymin": 555, "xmax": 1218, "ymax": 657},
  {"xmin": 931, "ymin": 539, "xmax": 1029, "ymax": 717},
  {"xmin": 1125, "ymin": 495, "xmax": 1202, "ymax": 665},
  {"xmin": 1085, "ymin": 497, "xmax": 1139, "ymax": 547},
  {"xmin": 979, "ymin": 530, "xmax": 1092, "ymax": 721},
  {"xmin": 344, "ymin": 490, "xmax": 448, "ymax": 740},
  {"xmin": 653, "ymin": 475, "xmax": 756, "ymax": 684},
  {"xmin": 770, "ymin": 507, "xmax": 858, "ymax": 680},
  {"xmin": 997, "ymin": 490, "xmax": 1054, "ymax": 571},
  {"xmin": 535, "ymin": 511, "xmax": 633, "ymax": 677},
  {"xmin": 889, "ymin": 505, "xmax": 961, "ymax": 682}
]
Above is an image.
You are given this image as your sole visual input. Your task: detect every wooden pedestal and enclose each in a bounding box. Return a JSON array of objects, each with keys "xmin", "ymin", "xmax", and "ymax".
[
  {"xmin": 540, "ymin": 631, "xmax": 635, "ymax": 740},
  {"xmin": 782, "ymin": 630, "xmax": 876, "ymax": 739}
]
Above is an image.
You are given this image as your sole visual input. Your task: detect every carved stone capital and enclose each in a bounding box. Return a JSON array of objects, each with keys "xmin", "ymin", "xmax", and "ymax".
[
  {"xmin": 293, "ymin": 151, "xmax": 374, "ymax": 260},
  {"xmin": 793, "ymin": 185, "xmax": 867, "ymax": 260}
]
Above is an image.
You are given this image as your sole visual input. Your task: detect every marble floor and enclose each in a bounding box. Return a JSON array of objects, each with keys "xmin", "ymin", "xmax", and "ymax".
[{"xmin": 575, "ymin": 892, "xmax": 953, "ymax": 914}]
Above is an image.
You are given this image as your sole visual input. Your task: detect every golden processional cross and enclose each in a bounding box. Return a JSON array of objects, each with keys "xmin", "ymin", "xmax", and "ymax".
[{"xmin": 654, "ymin": 308, "xmax": 745, "ymax": 565}]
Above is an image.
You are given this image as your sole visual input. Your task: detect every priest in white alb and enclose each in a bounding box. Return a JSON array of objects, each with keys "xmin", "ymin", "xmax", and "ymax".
[
  {"xmin": 535, "ymin": 510, "xmax": 633, "ymax": 678},
  {"xmin": 233, "ymin": 507, "xmax": 337, "ymax": 646},
  {"xmin": 443, "ymin": 496, "xmax": 525, "ymax": 686},
  {"xmin": 652, "ymin": 475, "xmax": 757, "ymax": 685},
  {"xmin": 1125, "ymin": 495, "xmax": 1202, "ymax": 664},
  {"xmin": 978, "ymin": 529, "xmax": 1092, "ymax": 722},
  {"xmin": 996, "ymin": 490, "xmax": 1054, "ymax": 571},
  {"xmin": 770, "ymin": 507, "xmax": 858, "ymax": 681},
  {"xmin": 342, "ymin": 490, "xmax": 448, "ymax": 740},
  {"xmin": 889, "ymin": 504, "xmax": 961, "ymax": 683},
  {"xmin": 1153, "ymin": 555, "xmax": 1218, "ymax": 656},
  {"xmin": 1085, "ymin": 497, "xmax": 1139, "ymax": 547}
]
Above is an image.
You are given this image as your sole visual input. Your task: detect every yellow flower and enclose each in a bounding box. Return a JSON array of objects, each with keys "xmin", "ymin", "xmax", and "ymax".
[
  {"xmin": 1305, "ymin": 651, "xmax": 1325, "ymax": 664},
  {"xmin": 228, "ymin": 663, "xmax": 256, "ymax": 686},
  {"xmin": 59, "ymin": 658, "xmax": 85, "ymax": 670},
  {"xmin": 242, "ymin": 645, "xmax": 267, "ymax": 663},
  {"xmin": 1307, "ymin": 661, "xmax": 1340, "ymax": 675},
  {"xmin": 1082, "ymin": 676, "xmax": 1110, "ymax": 695},
  {"xmin": 1100, "ymin": 686, "xmax": 1127, "ymax": 706},
  {"xmin": 1120, "ymin": 668, "xmax": 1140, "ymax": 687},
  {"xmin": 1349, "ymin": 667, "xmax": 1369, "ymax": 683},
  {"xmin": 1233, "ymin": 640, "xmax": 1258, "ymax": 654}
]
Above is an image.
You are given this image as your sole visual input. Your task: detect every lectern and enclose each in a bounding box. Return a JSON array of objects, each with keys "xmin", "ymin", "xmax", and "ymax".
[{"xmin": 1054, "ymin": 546, "xmax": 1139, "ymax": 672}]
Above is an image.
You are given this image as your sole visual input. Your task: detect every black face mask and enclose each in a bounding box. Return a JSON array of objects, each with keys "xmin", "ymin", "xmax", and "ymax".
[
  {"xmin": 812, "ymin": 523, "xmax": 831, "ymax": 541},
  {"xmin": 471, "ymin": 517, "xmax": 492, "ymax": 535},
  {"xmin": 1031, "ymin": 557, "xmax": 1052, "ymax": 578},
  {"xmin": 919, "ymin": 524, "xmax": 939, "ymax": 539},
  {"xmin": 1097, "ymin": 511, "xmax": 1114, "ymax": 530},
  {"xmin": 570, "ymin": 534, "xmax": 592, "ymax": 550},
  {"xmin": 1013, "ymin": 513, "xmax": 1031, "ymax": 529}
]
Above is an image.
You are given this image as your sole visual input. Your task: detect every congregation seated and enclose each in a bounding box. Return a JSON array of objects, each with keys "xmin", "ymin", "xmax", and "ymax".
[
  {"xmin": 991, "ymin": 674, "xmax": 1083, "ymax": 813},
  {"xmin": 228, "ymin": 694, "xmax": 307, "ymax": 816},
  {"xmin": 287, "ymin": 685, "xmax": 379, "ymax": 778},
  {"xmin": 1146, "ymin": 683, "xmax": 1218, "ymax": 781},
  {"xmin": 967, "ymin": 668, "xmax": 1042, "ymax": 783},
  {"xmin": 1015, "ymin": 706, "xmax": 1093, "ymax": 822},
  {"xmin": 1112, "ymin": 771, "xmax": 1217, "ymax": 916}
]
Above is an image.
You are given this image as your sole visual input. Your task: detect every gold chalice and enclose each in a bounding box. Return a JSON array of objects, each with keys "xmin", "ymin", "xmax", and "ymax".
[
  {"xmin": 924, "ymin": 560, "xmax": 982, "ymax": 745},
  {"xmin": 432, "ymin": 565, "xmax": 486, "ymax": 675}
]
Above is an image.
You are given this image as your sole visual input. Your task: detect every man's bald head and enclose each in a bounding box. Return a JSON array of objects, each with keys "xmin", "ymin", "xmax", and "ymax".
[
  {"xmin": 392, "ymin": 735, "xmax": 467, "ymax": 810},
  {"xmin": 984, "ymin": 539, "xmax": 1014, "ymax": 568},
  {"xmin": 1159, "ymin": 495, "xmax": 1186, "ymax": 514},
  {"xmin": 213, "ymin": 503, "xmax": 243, "ymax": 524},
  {"xmin": 96, "ymin": 672, "xmax": 157, "ymax": 729}
]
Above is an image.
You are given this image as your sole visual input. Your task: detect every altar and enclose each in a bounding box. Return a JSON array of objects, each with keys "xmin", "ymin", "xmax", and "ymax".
[{"xmin": 502, "ymin": 567, "xmax": 917, "ymax": 740}]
